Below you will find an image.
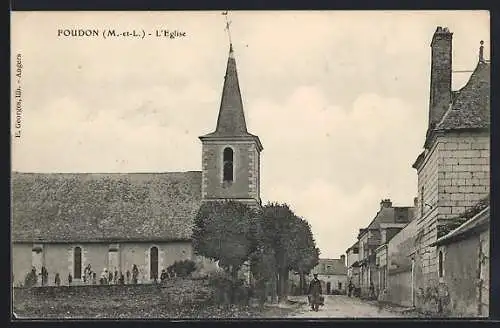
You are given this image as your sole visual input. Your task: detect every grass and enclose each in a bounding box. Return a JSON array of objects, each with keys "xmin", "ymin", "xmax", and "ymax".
[{"xmin": 12, "ymin": 283, "xmax": 297, "ymax": 319}]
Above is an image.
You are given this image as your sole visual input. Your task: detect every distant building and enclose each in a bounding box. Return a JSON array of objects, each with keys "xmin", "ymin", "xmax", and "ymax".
[
  {"xmin": 311, "ymin": 257, "xmax": 348, "ymax": 294},
  {"xmin": 12, "ymin": 44, "xmax": 264, "ymax": 287},
  {"xmin": 357, "ymin": 199, "xmax": 413, "ymax": 298},
  {"xmin": 346, "ymin": 242, "xmax": 360, "ymax": 289}
]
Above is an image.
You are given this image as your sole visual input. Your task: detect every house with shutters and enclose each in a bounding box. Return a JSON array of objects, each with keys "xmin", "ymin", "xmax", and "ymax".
[{"xmin": 11, "ymin": 43, "xmax": 264, "ymax": 287}]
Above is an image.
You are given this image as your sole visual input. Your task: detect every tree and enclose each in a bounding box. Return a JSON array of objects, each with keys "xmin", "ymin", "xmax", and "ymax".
[
  {"xmin": 192, "ymin": 200, "xmax": 258, "ymax": 279},
  {"xmin": 256, "ymin": 203, "xmax": 320, "ymax": 301}
]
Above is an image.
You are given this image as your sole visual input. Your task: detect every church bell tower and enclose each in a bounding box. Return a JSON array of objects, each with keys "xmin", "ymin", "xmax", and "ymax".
[{"xmin": 199, "ymin": 43, "xmax": 263, "ymax": 209}]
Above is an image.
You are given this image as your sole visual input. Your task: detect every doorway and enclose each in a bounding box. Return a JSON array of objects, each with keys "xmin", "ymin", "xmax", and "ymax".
[{"xmin": 150, "ymin": 247, "xmax": 159, "ymax": 281}]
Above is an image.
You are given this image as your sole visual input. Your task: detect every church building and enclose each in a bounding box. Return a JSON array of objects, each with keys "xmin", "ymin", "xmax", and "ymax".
[{"xmin": 11, "ymin": 43, "xmax": 263, "ymax": 286}]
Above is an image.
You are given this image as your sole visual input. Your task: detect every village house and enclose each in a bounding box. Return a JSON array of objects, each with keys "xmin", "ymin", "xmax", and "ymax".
[
  {"xmin": 356, "ymin": 199, "xmax": 414, "ymax": 298},
  {"xmin": 12, "ymin": 43, "xmax": 264, "ymax": 287},
  {"xmin": 345, "ymin": 242, "xmax": 360, "ymax": 292},
  {"xmin": 311, "ymin": 257, "xmax": 348, "ymax": 294},
  {"xmin": 369, "ymin": 27, "xmax": 490, "ymax": 315},
  {"xmin": 377, "ymin": 204, "xmax": 419, "ymax": 307},
  {"xmin": 409, "ymin": 27, "xmax": 490, "ymax": 315},
  {"xmin": 373, "ymin": 198, "xmax": 418, "ymax": 305}
]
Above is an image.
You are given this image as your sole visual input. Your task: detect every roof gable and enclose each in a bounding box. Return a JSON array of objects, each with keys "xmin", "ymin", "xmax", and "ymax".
[
  {"xmin": 12, "ymin": 171, "xmax": 202, "ymax": 243},
  {"xmin": 315, "ymin": 259, "xmax": 347, "ymax": 275}
]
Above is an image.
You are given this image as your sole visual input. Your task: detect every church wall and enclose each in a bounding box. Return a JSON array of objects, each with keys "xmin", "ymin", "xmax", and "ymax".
[
  {"xmin": 12, "ymin": 241, "xmax": 193, "ymax": 286},
  {"xmin": 202, "ymin": 141, "xmax": 259, "ymax": 201},
  {"xmin": 12, "ymin": 244, "xmax": 32, "ymax": 287}
]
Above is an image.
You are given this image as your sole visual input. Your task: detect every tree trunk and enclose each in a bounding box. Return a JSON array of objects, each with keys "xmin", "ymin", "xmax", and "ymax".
[
  {"xmin": 270, "ymin": 273, "xmax": 278, "ymax": 303},
  {"xmin": 278, "ymin": 269, "xmax": 289, "ymax": 302},
  {"xmin": 299, "ymin": 272, "xmax": 306, "ymax": 295}
]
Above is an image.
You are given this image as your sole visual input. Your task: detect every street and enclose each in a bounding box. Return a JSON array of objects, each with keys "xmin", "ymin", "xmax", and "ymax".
[{"xmin": 287, "ymin": 295, "xmax": 415, "ymax": 318}]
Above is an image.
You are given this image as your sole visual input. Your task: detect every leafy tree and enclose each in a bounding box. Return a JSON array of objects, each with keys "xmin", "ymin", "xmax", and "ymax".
[
  {"xmin": 192, "ymin": 200, "xmax": 259, "ymax": 278},
  {"xmin": 256, "ymin": 202, "xmax": 319, "ymax": 301}
]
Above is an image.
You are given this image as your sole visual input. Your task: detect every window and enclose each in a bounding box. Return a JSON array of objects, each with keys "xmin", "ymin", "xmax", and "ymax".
[
  {"xmin": 438, "ymin": 251, "xmax": 444, "ymax": 278},
  {"xmin": 223, "ymin": 147, "xmax": 234, "ymax": 182},
  {"xmin": 150, "ymin": 246, "xmax": 158, "ymax": 280},
  {"xmin": 74, "ymin": 247, "xmax": 82, "ymax": 279},
  {"xmin": 420, "ymin": 186, "xmax": 425, "ymax": 217}
]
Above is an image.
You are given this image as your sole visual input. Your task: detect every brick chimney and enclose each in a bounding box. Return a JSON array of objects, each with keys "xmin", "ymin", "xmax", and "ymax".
[
  {"xmin": 380, "ymin": 199, "xmax": 392, "ymax": 209},
  {"xmin": 428, "ymin": 26, "xmax": 453, "ymax": 131},
  {"xmin": 340, "ymin": 255, "xmax": 346, "ymax": 265}
]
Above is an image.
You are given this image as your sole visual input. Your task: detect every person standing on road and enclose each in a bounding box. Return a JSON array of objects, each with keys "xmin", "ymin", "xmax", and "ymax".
[{"xmin": 308, "ymin": 273, "xmax": 322, "ymax": 312}]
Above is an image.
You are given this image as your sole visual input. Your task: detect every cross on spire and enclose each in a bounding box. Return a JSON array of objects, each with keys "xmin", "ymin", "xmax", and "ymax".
[{"xmin": 222, "ymin": 11, "xmax": 233, "ymax": 47}]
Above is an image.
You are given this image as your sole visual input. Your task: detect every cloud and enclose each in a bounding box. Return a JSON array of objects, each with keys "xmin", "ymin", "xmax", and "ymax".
[
  {"xmin": 11, "ymin": 11, "xmax": 490, "ymax": 258},
  {"xmin": 249, "ymin": 86, "xmax": 421, "ymax": 257}
]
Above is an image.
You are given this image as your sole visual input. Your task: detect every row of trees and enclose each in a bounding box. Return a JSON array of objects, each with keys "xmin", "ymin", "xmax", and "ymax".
[{"xmin": 192, "ymin": 201, "xmax": 320, "ymax": 302}]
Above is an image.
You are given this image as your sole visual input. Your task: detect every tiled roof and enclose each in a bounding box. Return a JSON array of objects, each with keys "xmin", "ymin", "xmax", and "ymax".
[
  {"xmin": 433, "ymin": 195, "xmax": 490, "ymax": 243},
  {"xmin": 431, "ymin": 205, "xmax": 489, "ymax": 246},
  {"xmin": 436, "ymin": 61, "xmax": 490, "ymax": 131},
  {"xmin": 314, "ymin": 258, "xmax": 347, "ymax": 275},
  {"xmin": 11, "ymin": 171, "xmax": 202, "ymax": 243}
]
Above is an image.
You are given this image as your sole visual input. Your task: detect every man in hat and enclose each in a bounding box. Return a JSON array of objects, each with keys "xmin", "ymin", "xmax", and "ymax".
[{"xmin": 308, "ymin": 273, "xmax": 322, "ymax": 311}]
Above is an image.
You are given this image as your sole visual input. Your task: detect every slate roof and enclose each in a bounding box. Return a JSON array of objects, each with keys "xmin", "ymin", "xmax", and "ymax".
[
  {"xmin": 436, "ymin": 61, "xmax": 490, "ymax": 131},
  {"xmin": 346, "ymin": 241, "xmax": 359, "ymax": 253},
  {"xmin": 365, "ymin": 206, "xmax": 412, "ymax": 231},
  {"xmin": 314, "ymin": 258, "xmax": 347, "ymax": 275},
  {"xmin": 11, "ymin": 171, "xmax": 202, "ymax": 243},
  {"xmin": 200, "ymin": 45, "xmax": 263, "ymax": 151}
]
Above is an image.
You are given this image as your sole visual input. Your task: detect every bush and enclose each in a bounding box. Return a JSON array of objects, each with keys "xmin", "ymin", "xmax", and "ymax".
[
  {"xmin": 206, "ymin": 271, "xmax": 251, "ymax": 305},
  {"xmin": 167, "ymin": 260, "xmax": 197, "ymax": 278}
]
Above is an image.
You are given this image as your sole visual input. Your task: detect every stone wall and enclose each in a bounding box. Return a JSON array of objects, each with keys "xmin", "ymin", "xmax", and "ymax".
[
  {"xmin": 386, "ymin": 219, "xmax": 417, "ymax": 306},
  {"xmin": 438, "ymin": 235, "xmax": 483, "ymax": 317},
  {"xmin": 437, "ymin": 132, "xmax": 490, "ymax": 221},
  {"xmin": 413, "ymin": 130, "xmax": 490, "ymax": 313},
  {"xmin": 201, "ymin": 141, "xmax": 260, "ymax": 201},
  {"xmin": 386, "ymin": 271, "xmax": 413, "ymax": 307}
]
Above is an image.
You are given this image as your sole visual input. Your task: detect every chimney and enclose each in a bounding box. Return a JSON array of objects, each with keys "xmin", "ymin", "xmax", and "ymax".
[
  {"xmin": 340, "ymin": 255, "xmax": 346, "ymax": 265},
  {"xmin": 380, "ymin": 199, "xmax": 392, "ymax": 209},
  {"xmin": 428, "ymin": 26, "xmax": 453, "ymax": 131}
]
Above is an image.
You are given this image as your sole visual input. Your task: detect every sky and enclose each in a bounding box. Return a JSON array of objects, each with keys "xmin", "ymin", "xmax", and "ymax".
[{"xmin": 11, "ymin": 11, "xmax": 490, "ymax": 258}]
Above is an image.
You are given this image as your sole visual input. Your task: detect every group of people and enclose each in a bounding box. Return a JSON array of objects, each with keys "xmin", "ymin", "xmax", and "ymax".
[
  {"xmin": 25, "ymin": 264, "xmax": 145, "ymax": 287},
  {"xmin": 87, "ymin": 264, "xmax": 141, "ymax": 285}
]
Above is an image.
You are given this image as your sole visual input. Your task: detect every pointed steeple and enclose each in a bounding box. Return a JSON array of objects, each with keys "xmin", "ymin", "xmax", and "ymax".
[{"xmin": 212, "ymin": 44, "xmax": 249, "ymax": 136}]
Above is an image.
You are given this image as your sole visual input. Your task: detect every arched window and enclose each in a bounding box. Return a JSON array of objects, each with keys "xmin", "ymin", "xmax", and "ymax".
[
  {"xmin": 150, "ymin": 247, "xmax": 158, "ymax": 280},
  {"xmin": 74, "ymin": 247, "xmax": 82, "ymax": 279},
  {"xmin": 223, "ymin": 147, "xmax": 234, "ymax": 182},
  {"xmin": 438, "ymin": 251, "xmax": 444, "ymax": 278}
]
